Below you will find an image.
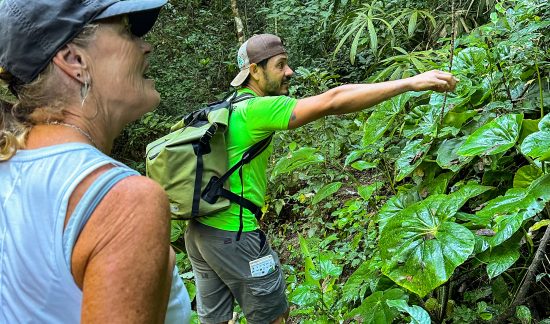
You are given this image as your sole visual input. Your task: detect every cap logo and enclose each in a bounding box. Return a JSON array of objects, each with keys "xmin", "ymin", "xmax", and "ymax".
[
  {"xmin": 236, "ymin": 40, "xmax": 250, "ymax": 70},
  {"xmin": 237, "ymin": 55, "xmax": 245, "ymax": 69}
]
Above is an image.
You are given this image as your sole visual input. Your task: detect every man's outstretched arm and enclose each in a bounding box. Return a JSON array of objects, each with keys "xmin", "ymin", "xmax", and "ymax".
[{"xmin": 288, "ymin": 70, "xmax": 458, "ymax": 129}]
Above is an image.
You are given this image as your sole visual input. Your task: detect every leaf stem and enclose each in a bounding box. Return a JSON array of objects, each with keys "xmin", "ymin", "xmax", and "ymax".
[
  {"xmin": 501, "ymin": 271, "xmax": 517, "ymax": 289},
  {"xmin": 435, "ymin": 0, "xmax": 456, "ymax": 139},
  {"xmin": 381, "ymin": 158, "xmax": 396, "ymax": 194},
  {"xmin": 534, "ymin": 59, "xmax": 544, "ymax": 118},
  {"xmin": 496, "ymin": 61, "xmax": 515, "ymax": 108},
  {"xmin": 515, "ymin": 144, "xmax": 536, "ymax": 167},
  {"xmin": 437, "ymin": 280, "xmax": 451, "ymax": 324}
]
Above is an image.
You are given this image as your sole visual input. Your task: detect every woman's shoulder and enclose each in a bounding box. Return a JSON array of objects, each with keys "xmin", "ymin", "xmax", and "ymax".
[{"xmin": 92, "ymin": 170, "xmax": 169, "ymax": 219}]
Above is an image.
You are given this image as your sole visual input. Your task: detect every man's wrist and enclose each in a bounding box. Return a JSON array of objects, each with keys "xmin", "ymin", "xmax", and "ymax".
[{"xmin": 400, "ymin": 77, "xmax": 415, "ymax": 92}]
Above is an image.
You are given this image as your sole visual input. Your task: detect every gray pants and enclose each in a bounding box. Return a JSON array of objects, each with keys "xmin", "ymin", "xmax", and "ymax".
[{"xmin": 184, "ymin": 220, "xmax": 288, "ymax": 324}]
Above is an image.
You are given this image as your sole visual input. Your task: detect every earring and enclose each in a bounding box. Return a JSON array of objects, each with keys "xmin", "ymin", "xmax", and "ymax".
[{"xmin": 80, "ymin": 77, "xmax": 90, "ymax": 106}]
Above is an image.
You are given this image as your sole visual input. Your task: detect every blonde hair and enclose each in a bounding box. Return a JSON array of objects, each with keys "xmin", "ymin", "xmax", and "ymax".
[{"xmin": 0, "ymin": 24, "xmax": 97, "ymax": 161}]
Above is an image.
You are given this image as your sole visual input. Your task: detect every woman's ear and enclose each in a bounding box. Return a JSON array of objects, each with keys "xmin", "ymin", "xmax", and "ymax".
[{"xmin": 52, "ymin": 44, "xmax": 88, "ymax": 84}]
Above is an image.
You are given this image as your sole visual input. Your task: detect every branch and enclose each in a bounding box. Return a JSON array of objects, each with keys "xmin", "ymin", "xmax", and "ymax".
[{"xmin": 490, "ymin": 219, "xmax": 550, "ymax": 323}]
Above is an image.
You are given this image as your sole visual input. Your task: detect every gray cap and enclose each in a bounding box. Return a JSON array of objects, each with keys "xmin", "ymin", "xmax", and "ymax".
[
  {"xmin": 231, "ymin": 34, "xmax": 286, "ymax": 87},
  {"xmin": 0, "ymin": 0, "xmax": 167, "ymax": 84}
]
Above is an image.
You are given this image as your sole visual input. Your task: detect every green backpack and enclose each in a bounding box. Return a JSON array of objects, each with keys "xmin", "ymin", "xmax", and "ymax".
[{"xmin": 145, "ymin": 93, "xmax": 272, "ymax": 221}]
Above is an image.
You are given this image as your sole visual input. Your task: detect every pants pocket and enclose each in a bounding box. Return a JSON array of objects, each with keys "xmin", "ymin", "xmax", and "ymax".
[
  {"xmin": 242, "ymin": 266, "xmax": 288, "ymax": 322},
  {"xmin": 247, "ymin": 266, "xmax": 284, "ymax": 297}
]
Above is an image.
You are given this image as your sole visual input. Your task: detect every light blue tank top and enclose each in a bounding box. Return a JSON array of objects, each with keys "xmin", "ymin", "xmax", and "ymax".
[{"xmin": 0, "ymin": 143, "xmax": 190, "ymax": 323}]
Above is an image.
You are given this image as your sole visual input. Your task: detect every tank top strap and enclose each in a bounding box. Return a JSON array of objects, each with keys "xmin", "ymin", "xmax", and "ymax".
[{"xmin": 62, "ymin": 166, "xmax": 139, "ymax": 268}]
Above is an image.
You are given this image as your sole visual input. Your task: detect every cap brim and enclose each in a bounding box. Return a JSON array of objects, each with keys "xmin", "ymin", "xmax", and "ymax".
[
  {"xmin": 95, "ymin": 0, "xmax": 167, "ymax": 36},
  {"xmin": 231, "ymin": 68, "xmax": 249, "ymax": 87}
]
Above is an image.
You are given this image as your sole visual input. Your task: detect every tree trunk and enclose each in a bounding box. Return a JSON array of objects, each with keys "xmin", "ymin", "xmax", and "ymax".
[{"xmin": 231, "ymin": 0, "xmax": 245, "ymax": 44}]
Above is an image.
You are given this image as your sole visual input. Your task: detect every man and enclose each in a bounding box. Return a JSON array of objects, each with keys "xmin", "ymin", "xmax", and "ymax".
[{"xmin": 184, "ymin": 34, "xmax": 457, "ymax": 324}]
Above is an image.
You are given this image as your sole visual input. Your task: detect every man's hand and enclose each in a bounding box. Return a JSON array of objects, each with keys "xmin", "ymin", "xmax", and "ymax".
[{"xmin": 408, "ymin": 70, "xmax": 459, "ymax": 93}]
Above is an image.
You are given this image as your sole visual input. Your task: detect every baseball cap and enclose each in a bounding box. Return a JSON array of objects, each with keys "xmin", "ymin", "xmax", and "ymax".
[
  {"xmin": 0, "ymin": 0, "xmax": 167, "ymax": 84},
  {"xmin": 230, "ymin": 34, "xmax": 286, "ymax": 87}
]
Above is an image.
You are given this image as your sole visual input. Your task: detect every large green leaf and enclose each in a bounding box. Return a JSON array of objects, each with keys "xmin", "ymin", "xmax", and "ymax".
[
  {"xmin": 403, "ymin": 105, "xmax": 439, "ymax": 139},
  {"xmin": 377, "ymin": 188, "xmax": 420, "ymax": 232},
  {"xmin": 380, "ymin": 195, "xmax": 475, "ymax": 297},
  {"xmin": 363, "ymin": 93, "xmax": 411, "ymax": 146},
  {"xmin": 419, "ymin": 172, "xmax": 454, "ymax": 197},
  {"xmin": 436, "ymin": 137, "xmax": 474, "ymax": 172},
  {"xmin": 540, "ymin": 113, "xmax": 550, "ymax": 130},
  {"xmin": 513, "ymin": 165, "xmax": 543, "ymax": 188},
  {"xmin": 519, "ymin": 118, "xmax": 541, "ymax": 144},
  {"xmin": 312, "ymin": 182, "xmax": 342, "ymax": 204},
  {"xmin": 516, "ymin": 306, "xmax": 532, "ymax": 324},
  {"xmin": 456, "ymin": 212, "xmax": 492, "ymax": 230},
  {"xmin": 344, "ymin": 149, "xmax": 366, "ymax": 166},
  {"xmin": 341, "ymin": 264, "xmax": 368, "ymax": 304},
  {"xmin": 444, "ymin": 183, "xmax": 493, "ymax": 216},
  {"xmin": 458, "ymin": 114, "xmax": 523, "ymax": 156},
  {"xmin": 520, "ymin": 113, "xmax": 550, "ymax": 160},
  {"xmin": 346, "ymin": 288, "xmax": 406, "ymax": 323},
  {"xmin": 451, "ymin": 47, "xmax": 489, "ymax": 76},
  {"xmin": 312, "ymin": 257, "xmax": 342, "ymax": 280},
  {"xmin": 289, "ymin": 283, "xmax": 321, "ymax": 307},
  {"xmin": 478, "ymin": 237, "xmax": 520, "ymax": 279},
  {"xmin": 443, "ymin": 111, "xmax": 478, "ymax": 129},
  {"xmin": 428, "ymin": 77, "xmax": 474, "ymax": 112},
  {"xmin": 341, "ymin": 257, "xmax": 382, "ymax": 303},
  {"xmin": 395, "ymin": 139, "xmax": 431, "ymax": 181},
  {"xmin": 271, "ymin": 147, "xmax": 324, "ymax": 179},
  {"xmin": 468, "ymin": 75, "xmax": 493, "ymax": 106},
  {"xmin": 477, "ymin": 174, "xmax": 550, "ymax": 247},
  {"xmin": 386, "ymin": 299, "xmax": 431, "ymax": 324},
  {"xmin": 429, "ymin": 89, "xmax": 470, "ymax": 110},
  {"xmin": 521, "ymin": 132, "xmax": 550, "ymax": 160}
]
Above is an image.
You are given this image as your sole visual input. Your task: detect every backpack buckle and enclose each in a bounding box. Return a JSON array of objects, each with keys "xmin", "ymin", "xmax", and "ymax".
[
  {"xmin": 200, "ymin": 123, "xmax": 218, "ymax": 144},
  {"xmin": 202, "ymin": 176, "xmax": 221, "ymax": 204}
]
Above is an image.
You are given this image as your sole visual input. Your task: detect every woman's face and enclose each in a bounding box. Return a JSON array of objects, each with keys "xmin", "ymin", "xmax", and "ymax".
[{"xmin": 85, "ymin": 17, "xmax": 160, "ymax": 122}]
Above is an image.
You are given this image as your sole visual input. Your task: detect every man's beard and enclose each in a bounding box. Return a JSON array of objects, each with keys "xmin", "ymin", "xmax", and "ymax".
[{"xmin": 265, "ymin": 76, "xmax": 291, "ymax": 96}]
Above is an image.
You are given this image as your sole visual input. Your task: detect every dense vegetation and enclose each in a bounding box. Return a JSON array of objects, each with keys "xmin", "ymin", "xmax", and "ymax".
[
  {"xmin": 139, "ymin": 0, "xmax": 550, "ymax": 323},
  {"xmin": 3, "ymin": 0, "xmax": 547, "ymax": 322}
]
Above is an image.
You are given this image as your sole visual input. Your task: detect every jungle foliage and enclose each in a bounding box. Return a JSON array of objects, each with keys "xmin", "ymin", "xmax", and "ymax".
[{"xmin": 120, "ymin": 0, "xmax": 550, "ymax": 323}]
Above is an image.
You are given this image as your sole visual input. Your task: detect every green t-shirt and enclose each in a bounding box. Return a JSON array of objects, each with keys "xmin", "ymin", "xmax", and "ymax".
[{"xmin": 198, "ymin": 88, "xmax": 297, "ymax": 231}]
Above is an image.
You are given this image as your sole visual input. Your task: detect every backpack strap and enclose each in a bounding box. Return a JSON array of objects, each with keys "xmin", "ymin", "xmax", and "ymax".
[
  {"xmin": 202, "ymin": 134, "xmax": 272, "ymax": 206},
  {"xmin": 222, "ymin": 90, "xmax": 254, "ymax": 104},
  {"xmin": 231, "ymin": 93, "xmax": 255, "ymax": 105},
  {"xmin": 63, "ymin": 167, "xmax": 139, "ymax": 268},
  {"xmin": 201, "ymin": 134, "xmax": 273, "ymax": 240}
]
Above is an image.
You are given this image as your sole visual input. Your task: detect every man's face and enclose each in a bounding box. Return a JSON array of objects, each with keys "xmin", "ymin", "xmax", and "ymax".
[{"xmin": 259, "ymin": 54, "xmax": 293, "ymax": 96}]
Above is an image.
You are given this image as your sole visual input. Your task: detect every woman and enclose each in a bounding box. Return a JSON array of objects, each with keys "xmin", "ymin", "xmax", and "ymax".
[{"xmin": 0, "ymin": 0, "xmax": 191, "ymax": 322}]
